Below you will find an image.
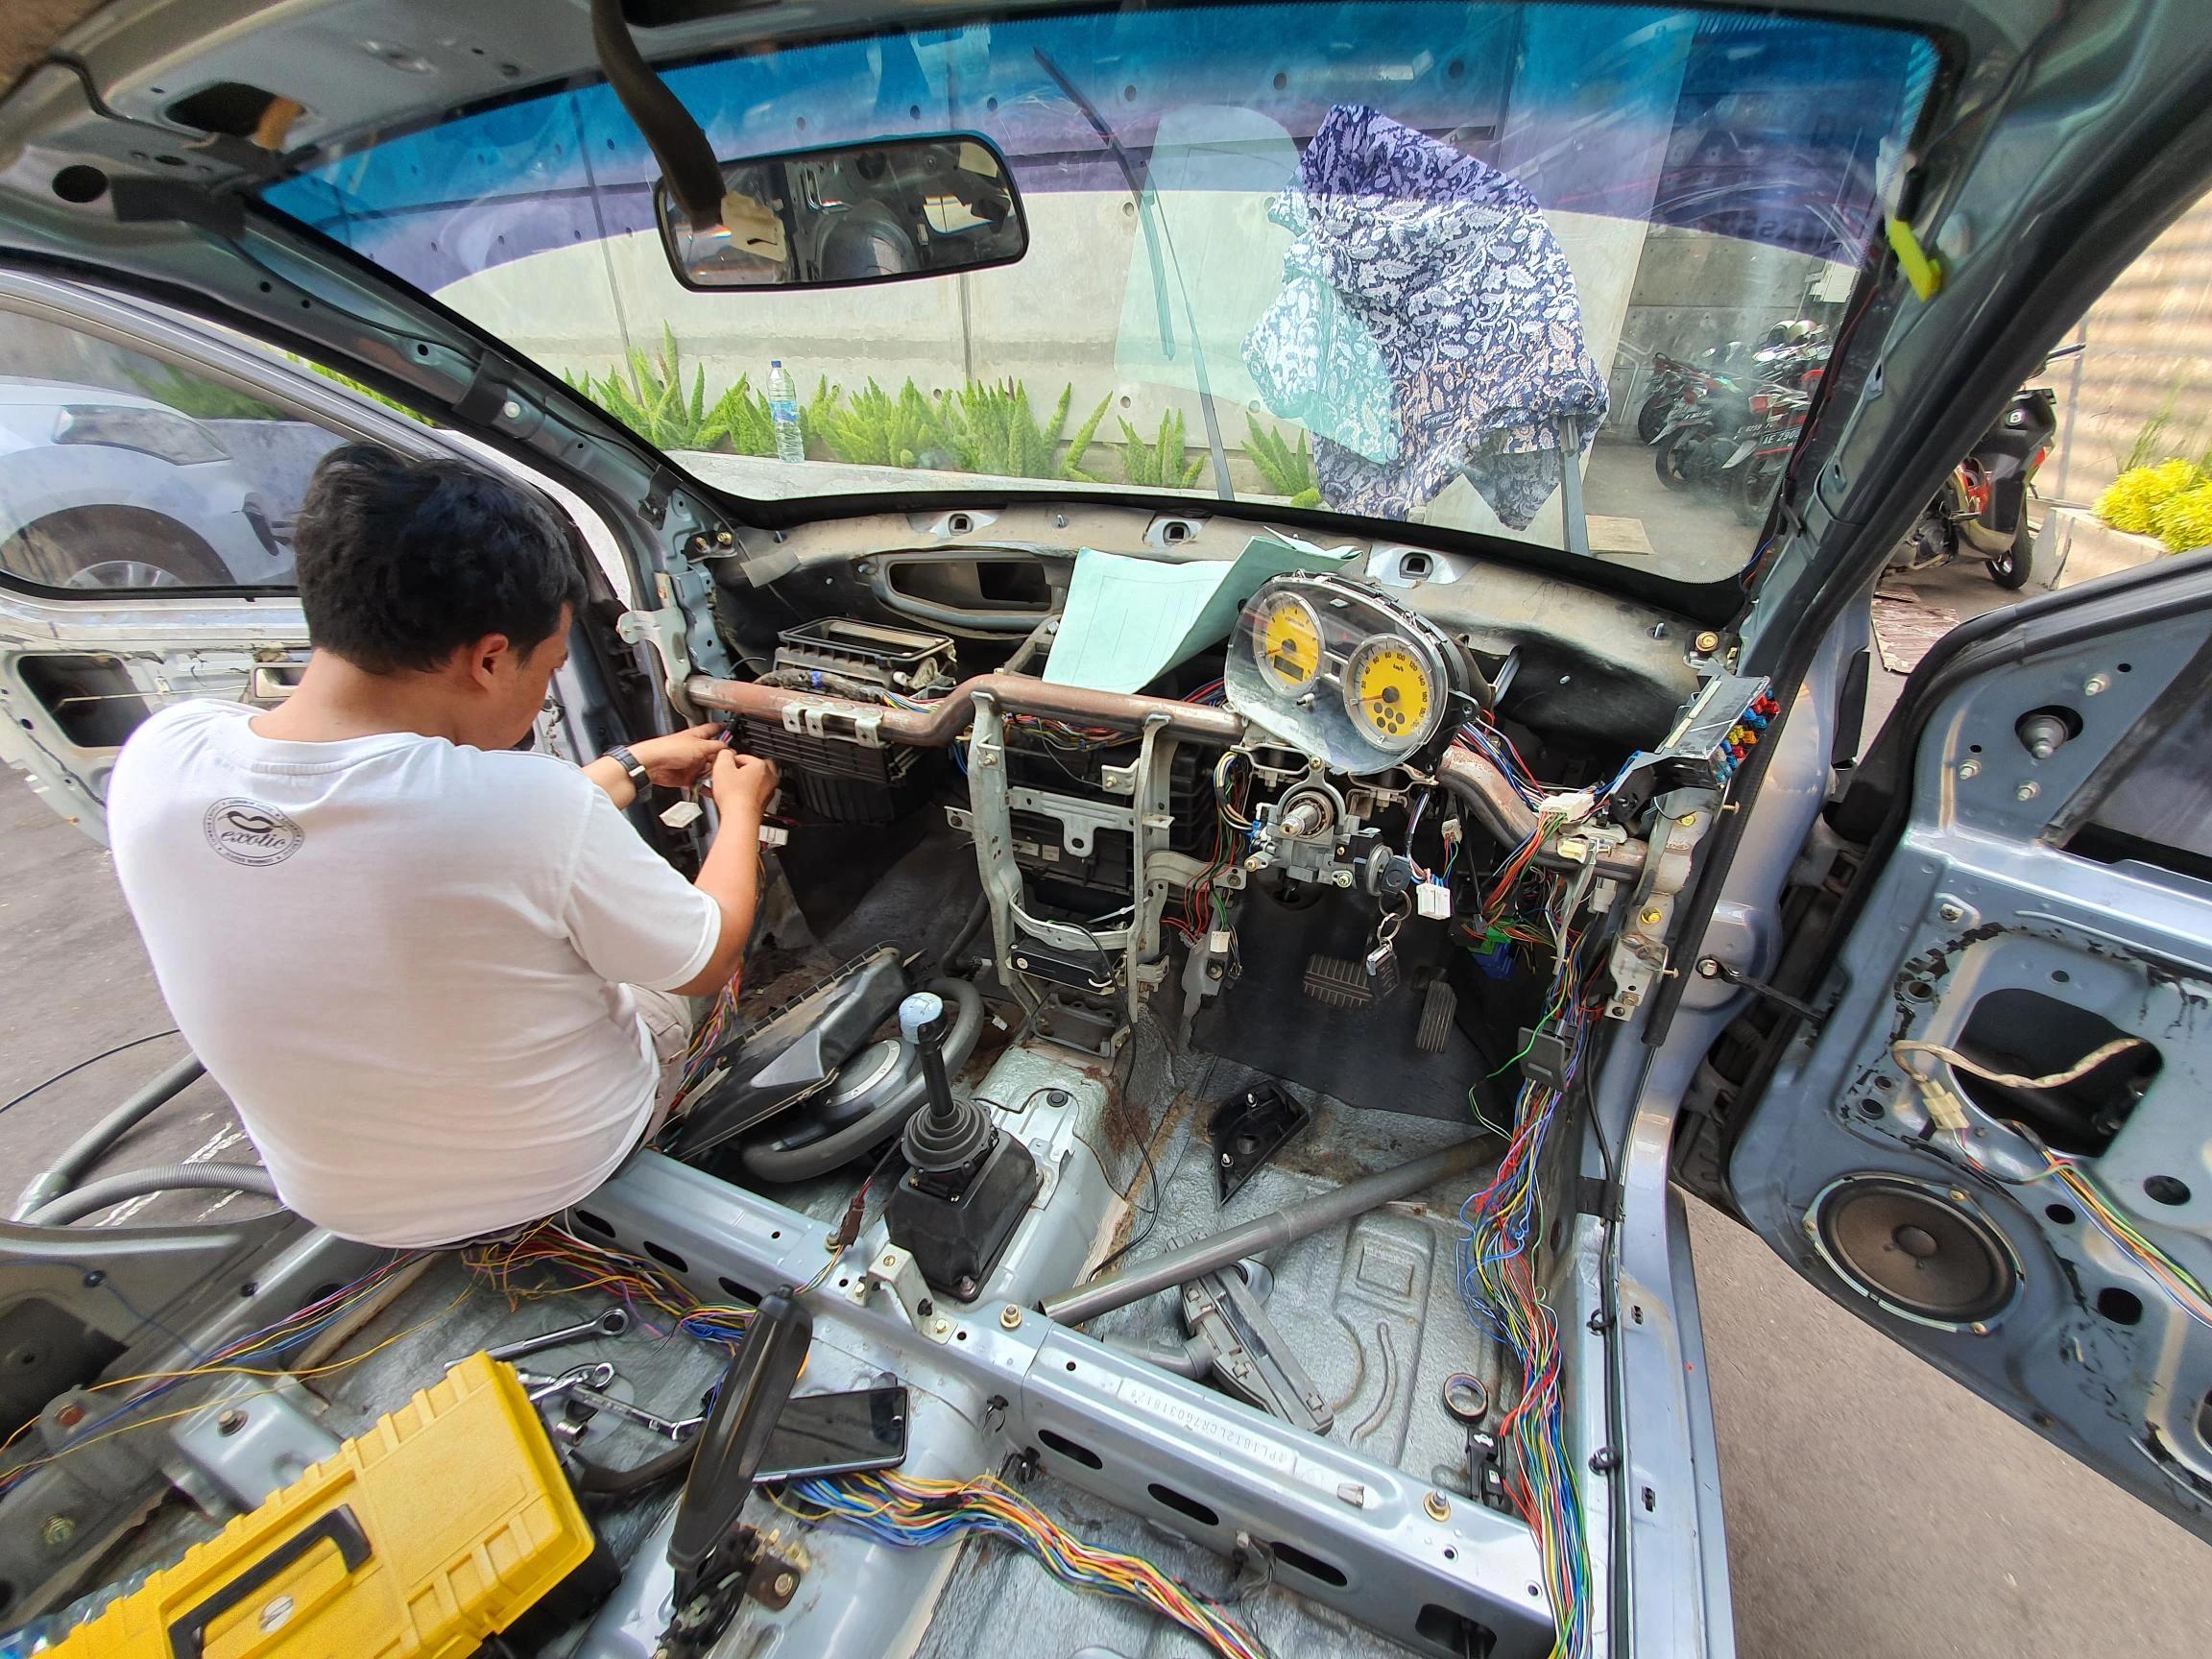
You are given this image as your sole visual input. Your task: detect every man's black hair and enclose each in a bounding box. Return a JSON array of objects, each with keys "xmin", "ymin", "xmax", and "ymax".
[{"xmin": 291, "ymin": 444, "xmax": 589, "ymax": 673}]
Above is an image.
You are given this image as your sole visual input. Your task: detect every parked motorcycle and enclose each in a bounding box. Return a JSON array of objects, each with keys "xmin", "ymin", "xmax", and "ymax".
[
  {"xmin": 1891, "ymin": 344, "xmax": 2080, "ymax": 589},
  {"xmin": 1634, "ymin": 354, "xmax": 1701, "ymax": 443},
  {"xmin": 1649, "ymin": 322, "xmax": 1828, "ymax": 518}
]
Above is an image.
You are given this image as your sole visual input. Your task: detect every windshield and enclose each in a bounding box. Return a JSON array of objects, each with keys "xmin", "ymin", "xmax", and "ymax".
[{"xmin": 258, "ymin": 2, "xmax": 1934, "ymax": 584}]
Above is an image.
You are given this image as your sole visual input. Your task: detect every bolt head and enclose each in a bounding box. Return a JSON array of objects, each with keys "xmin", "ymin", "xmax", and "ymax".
[
  {"xmin": 499, "ymin": 398, "xmax": 523, "ymax": 421},
  {"xmin": 999, "ymin": 1303, "xmax": 1023, "ymax": 1330},
  {"xmin": 1640, "ymin": 907, "xmax": 1663, "ymax": 926},
  {"xmin": 931, "ymin": 1317, "xmax": 951, "ymax": 1335},
  {"xmin": 215, "ymin": 1407, "xmax": 248, "ymax": 1436},
  {"xmin": 1937, "ymin": 902, "xmax": 1964, "ymax": 925},
  {"xmin": 2015, "ymin": 781, "xmax": 2040, "ymax": 802},
  {"xmin": 1958, "ymin": 760, "xmax": 1980, "ymax": 780},
  {"xmin": 2083, "ymin": 674, "xmax": 2109, "ymax": 695},
  {"xmin": 1677, "ymin": 813, "xmax": 1698, "ymax": 827},
  {"xmin": 1424, "ymin": 1491, "xmax": 1453, "ymax": 1522},
  {"xmin": 772, "ymin": 1571, "xmax": 797, "ymax": 1597},
  {"xmin": 41, "ymin": 1515, "xmax": 74, "ymax": 1549},
  {"xmin": 1694, "ymin": 630, "xmax": 1721, "ymax": 653}
]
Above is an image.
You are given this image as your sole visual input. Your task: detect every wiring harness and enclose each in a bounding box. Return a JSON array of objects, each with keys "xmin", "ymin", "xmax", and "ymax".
[
  {"xmin": 778, "ymin": 1470, "xmax": 1273, "ymax": 1659},
  {"xmin": 1456, "ymin": 854, "xmax": 1599, "ymax": 1658}
]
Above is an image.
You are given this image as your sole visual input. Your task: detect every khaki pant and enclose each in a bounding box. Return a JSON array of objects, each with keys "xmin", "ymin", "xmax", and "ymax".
[{"xmin": 633, "ymin": 985, "xmax": 702, "ymax": 1142}]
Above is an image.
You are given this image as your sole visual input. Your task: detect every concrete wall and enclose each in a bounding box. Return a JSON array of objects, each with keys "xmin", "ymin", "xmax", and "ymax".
[
  {"xmin": 2040, "ymin": 191, "xmax": 2212, "ymax": 508},
  {"xmin": 438, "ymin": 188, "xmax": 1657, "ymax": 548}
]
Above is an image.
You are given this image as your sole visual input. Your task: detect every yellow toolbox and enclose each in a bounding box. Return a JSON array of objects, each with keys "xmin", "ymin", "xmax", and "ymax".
[{"xmin": 54, "ymin": 1353, "xmax": 606, "ymax": 1659}]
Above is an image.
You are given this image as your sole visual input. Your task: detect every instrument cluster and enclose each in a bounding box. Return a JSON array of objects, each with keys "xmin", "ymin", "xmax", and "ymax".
[{"xmin": 1223, "ymin": 573, "xmax": 1476, "ymax": 776}]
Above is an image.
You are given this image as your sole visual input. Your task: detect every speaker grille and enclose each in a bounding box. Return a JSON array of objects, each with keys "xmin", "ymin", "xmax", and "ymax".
[{"xmin": 1812, "ymin": 1176, "xmax": 2019, "ymax": 1328}]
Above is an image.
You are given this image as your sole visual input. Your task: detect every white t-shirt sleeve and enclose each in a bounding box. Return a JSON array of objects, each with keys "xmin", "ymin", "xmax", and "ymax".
[{"xmin": 560, "ymin": 784, "xmax": 722, "ymax": 991}]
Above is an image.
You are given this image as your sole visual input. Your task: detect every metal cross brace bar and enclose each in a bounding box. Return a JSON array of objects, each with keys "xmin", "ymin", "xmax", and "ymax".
[{"xmin": 577, "ymin": 1151, "xmax": 1556, "ymax": 1657}]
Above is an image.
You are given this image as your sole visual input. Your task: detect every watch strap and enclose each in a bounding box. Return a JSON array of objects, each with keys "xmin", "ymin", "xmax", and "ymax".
[{"xmin": 607, "ymin": 743, "xmax": 651, "ymax": 792}]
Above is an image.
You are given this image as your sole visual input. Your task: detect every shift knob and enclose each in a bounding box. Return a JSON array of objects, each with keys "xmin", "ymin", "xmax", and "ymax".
[{"xmin": 899, "ymin": 991, "xmax": 947, "ymax": 1046}]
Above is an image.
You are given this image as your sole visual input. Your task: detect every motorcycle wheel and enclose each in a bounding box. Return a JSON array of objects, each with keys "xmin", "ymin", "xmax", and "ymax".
[
  {"xmin": 1654, "ymin": 435, "xmax": 1695, "ymax": 491},
  {"xmin": 1987, "ymin": 522, "xmax": 2035, "ymax": 589},
  {"xmin": 1887, "ymin": 510, "xmax": 1951, "ymax": 574},
  {"xmin": 1735, "ymin": 458, "xmax": 1783, "ymax": 526},
  {"xmin": 1636, "ymin": 392, "xmax": 1672, "ymax": 445}
]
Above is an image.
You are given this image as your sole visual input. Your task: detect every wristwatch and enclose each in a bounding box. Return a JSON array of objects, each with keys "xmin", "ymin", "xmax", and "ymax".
[{"xmin": 606, "ymin": 743, "xmax": 651, "ymax": 794}]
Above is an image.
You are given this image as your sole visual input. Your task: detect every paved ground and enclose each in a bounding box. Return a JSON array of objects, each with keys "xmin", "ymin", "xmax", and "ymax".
[{"xmin": 2, "ymin": 563, "xmax": 2206, "ymax": 1649}]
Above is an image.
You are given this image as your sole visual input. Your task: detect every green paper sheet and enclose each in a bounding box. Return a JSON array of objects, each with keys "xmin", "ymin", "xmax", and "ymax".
[{"xmin": 1043, "ymin": 533, "xmax": 1357, "ymax": 694}]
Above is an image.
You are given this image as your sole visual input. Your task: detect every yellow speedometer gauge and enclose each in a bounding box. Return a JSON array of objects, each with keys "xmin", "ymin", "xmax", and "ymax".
[
  {"xmin": 1343, "ymin": 636, "xmax": 1436, "ymax": 748},
  {"xmin": 1252, "ymin": 590, "xmax": 1325, "ymax": 692}
]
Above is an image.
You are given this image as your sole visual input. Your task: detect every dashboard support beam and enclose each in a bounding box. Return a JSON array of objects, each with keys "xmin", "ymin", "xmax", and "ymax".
[{"xmin": 686, "ymin": 672, "xmax": 1245, "ymax": 747}]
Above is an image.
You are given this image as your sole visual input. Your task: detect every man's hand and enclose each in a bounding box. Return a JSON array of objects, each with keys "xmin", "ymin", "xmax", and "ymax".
[
  {"xmin": 708, "ymin": 749, "xmax": 780, "ymax": 820},
  {"xmin": 627, "ymin": 723, "xmax": 729, "ymax": 789}
]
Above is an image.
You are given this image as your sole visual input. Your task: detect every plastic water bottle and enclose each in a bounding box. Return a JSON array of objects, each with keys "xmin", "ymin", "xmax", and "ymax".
[{"xmin": 766, "ymin": 360, "xmax": 804, "ymax": 464}]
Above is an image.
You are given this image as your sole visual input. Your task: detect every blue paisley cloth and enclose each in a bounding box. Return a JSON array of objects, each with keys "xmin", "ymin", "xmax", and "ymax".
[{"xmin": 1243, "ymin": 104, "xmax": 1608, "ymax": 528}]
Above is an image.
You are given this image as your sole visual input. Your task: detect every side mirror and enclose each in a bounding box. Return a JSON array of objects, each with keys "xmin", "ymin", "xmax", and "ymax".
[{"xmin": 656, "ymin": 133, "xmax": 1027, "ymax": 292}]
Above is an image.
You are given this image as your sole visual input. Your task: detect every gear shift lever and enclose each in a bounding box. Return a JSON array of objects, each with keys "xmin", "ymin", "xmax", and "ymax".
[
  {"xmin": 884, "ymin": 991, "xmax": 1040, "ymax": 1294},
  {"xmin": 898, "ymin": 991, "xmax": 990, "ymax": 1171}
]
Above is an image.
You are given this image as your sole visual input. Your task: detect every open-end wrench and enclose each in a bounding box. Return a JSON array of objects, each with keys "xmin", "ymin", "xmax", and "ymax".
[
  {"xmin": 558, "ymin": 1381, "xmax": 704, "ymax": 1440},
  {"xmin": 517, "ymin": 1360, "xmax": 617, "ymax": 1404},
  {"xmin": 480, "ymin": 1307, "xmax": 631, "ymax": 1364}
]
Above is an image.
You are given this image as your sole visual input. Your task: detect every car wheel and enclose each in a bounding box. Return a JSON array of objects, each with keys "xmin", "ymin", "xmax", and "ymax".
[
  {"xmin": 1987, "ymin": 522, "xmax": 2035, "ymax": 589},
  {"xmin": 1635, "ymin": 392, "xmax": 1672, "ymax": 445},
  {"xmin": 0, "ymin": 509, "xmax": 229, "ymax": 590}
]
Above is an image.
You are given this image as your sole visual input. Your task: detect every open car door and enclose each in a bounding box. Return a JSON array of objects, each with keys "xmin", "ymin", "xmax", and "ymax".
[
  {"xmin": 0, "ymin": 270, "xmax": 638, "ymax": 841},
  {"xmin": 1721, "ymin": 551, "xmax": 2212, "ymax": 1540}
]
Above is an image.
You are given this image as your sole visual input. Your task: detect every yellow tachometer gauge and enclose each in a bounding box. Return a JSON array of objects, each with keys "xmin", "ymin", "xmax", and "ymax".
[
  {"xmin": 1343, "ymin": 636, "xmax": 1436, "ymax": 749},
  {"xmin": 1252, "ymin": 590, "xmax": 1325, "ymax": 692}
]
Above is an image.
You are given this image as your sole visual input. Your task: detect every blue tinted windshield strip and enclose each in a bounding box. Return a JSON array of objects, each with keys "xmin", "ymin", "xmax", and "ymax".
[{"xmin": 260, "ymin": 3, "xmax": 1932, "ymax": 296}]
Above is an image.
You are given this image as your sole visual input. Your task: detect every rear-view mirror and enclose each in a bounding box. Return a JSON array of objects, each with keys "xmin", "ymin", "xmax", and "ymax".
[{"xmin": 656, "ymin": 133, "xmax": 1027, "ymax": 292}]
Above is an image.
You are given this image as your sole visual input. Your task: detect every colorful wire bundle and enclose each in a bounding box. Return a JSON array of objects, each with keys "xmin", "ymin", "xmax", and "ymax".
[
  {"xmin": 463, "ymin": 1219, "xmax": 757, "ymax": 1346},
  {"xmin": 780, "ymin": 1471, "xmax": 1271, "ymax": 1659},
  {"xmin": 667, "ymin": 978, "xmax": 743, "ymax": 1116},
  {"xmin": 1170, "ymin": 751, "xmax": 1253, "ymax": 946},
  {"xmin": 1456, "ymin": 872, "xmax": 1595, "ymax": 1658},
  {"xmin": 0, "ymin": 1254, "xmax": 425, "ymax": 1501}
]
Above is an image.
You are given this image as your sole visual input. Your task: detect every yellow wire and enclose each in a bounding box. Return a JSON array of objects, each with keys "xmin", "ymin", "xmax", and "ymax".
[{"xmin": 2, "ymin": 1290, "xmax": 467, "ymax": 1485}]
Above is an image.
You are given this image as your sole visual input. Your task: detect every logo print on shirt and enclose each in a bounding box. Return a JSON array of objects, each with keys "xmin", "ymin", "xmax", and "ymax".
[{"xmin": 203, "ymin": 798, "xmax": 304, "ymax": 867}]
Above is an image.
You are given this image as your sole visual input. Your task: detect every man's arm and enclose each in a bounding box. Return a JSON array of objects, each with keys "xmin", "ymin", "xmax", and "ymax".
[
  {"xmin": 585, "ymin": 722, "xmax": 727, "ymax": 810},
  {"xmin": 670, "ymin": 748, "xmax": 779, "ymax": 997}
]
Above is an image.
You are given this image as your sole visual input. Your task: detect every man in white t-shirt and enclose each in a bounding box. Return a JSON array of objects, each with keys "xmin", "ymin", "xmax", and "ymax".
[{"xmin": 107, "ymin": 445, "xmax": 779, "ymax": 1248}]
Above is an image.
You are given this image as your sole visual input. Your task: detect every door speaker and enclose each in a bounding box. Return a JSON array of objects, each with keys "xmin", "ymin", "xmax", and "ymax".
[{"xmin": 1811, "ymin": 1175, "xmax": 2020, "ymax": 1329}]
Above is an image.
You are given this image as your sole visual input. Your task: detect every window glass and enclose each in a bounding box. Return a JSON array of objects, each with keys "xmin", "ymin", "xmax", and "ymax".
[
  {"xmin": 258, "ymin": 1, "xmax": 1936, "ymax": 587},
  {"xmin": 0, "ymin": 310, "xmax": 348, "ymax": 591}
]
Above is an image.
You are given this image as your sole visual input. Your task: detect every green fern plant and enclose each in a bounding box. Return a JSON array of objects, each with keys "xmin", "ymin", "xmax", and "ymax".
[
  {"xmin": 299, "ymin": 360, "xmax": 435, "ymax": 424},
  {"xmin": 939, "ymin": 379, "xmax": 1109, "ymax": 479},
  {"xmin": 126, "ymin": 364, "xmax": 286, "ymax": 421},
  {"xmin": 565, "ymin": 324, "xmax": 738, "ymax": 451},
  {"xmin": 697, "ymin": 374, "xmax": 776, "ymax": 456},
  {"xmin": 1120, "ymin": 410, "xmax": 1206, "ymax": 490},
  {"xmin": 1245, "ymin": 419, "xmax": 1321, "ymax": 507},
  {"xmin": 814, "ymin": 378, "xmax": 950, "ymax": 469}
]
